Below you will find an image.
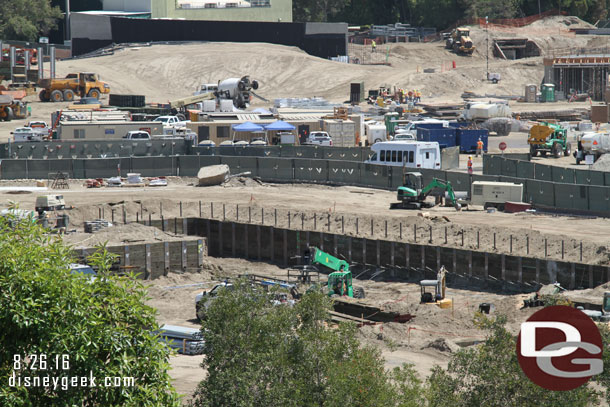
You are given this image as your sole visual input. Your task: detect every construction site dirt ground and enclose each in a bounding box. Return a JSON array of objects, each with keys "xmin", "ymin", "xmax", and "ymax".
[
  {"xmin": 1, "ymin": 179, "xmax": 609, "ymax": 265},
  {"xmin": 145, "ymin": 256, "xmax": 551, "ymax": 404}
]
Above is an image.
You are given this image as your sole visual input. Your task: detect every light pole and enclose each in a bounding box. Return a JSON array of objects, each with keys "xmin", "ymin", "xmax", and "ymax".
[{"xmin": 486, "ymin": 16, "xmax": 489, "ymax": 81}]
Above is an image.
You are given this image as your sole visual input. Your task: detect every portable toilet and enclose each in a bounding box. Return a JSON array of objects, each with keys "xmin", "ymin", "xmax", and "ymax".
[
  {"xmin": 384, "ymin": 112, "xmax": 400, "ymax": 134},
  {"xmin": 541, "ymin": 83, "xmax": 555, "ymax": 103}
]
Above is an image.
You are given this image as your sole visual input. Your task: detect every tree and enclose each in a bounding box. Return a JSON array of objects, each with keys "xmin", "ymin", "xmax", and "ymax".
[
  {"xmin": 426, "ymin": 313, "xmax": 600, "ymax": 407},
  {"xmin": 293, "ymin": 0, "xmax": 351, "ymax": 22},
  {"xmin": 190, "ymin": 280, "xmax": 425, "ymax": 407},
  {"xmin": 0, "ymin": 0, "xmax": 62, "ymax": 41},
  {"xmin": 0, "ymin": 215, "xmax": 181, "ymax": 406}
]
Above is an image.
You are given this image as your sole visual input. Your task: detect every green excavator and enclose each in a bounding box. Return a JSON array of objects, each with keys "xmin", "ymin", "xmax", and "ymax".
[
  {"xmin": 390, "ymin": 172, "xmax": 462, "ymax": 211},
  {"xmin": 304, "ymin": 247, "xmax": 365, "ymax": 299}
]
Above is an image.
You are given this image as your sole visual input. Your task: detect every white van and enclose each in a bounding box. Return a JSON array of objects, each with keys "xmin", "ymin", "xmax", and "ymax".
[{"xmin": 365, "ymin": 141, "xmax": 441, "ymax": 169}]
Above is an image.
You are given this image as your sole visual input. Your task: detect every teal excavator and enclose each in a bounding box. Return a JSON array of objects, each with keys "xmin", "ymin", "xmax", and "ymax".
[
  {"xmin": 390, "ymin": 172, "xmax": 462, "ymax": 211},
  {"xmin": 304, "ymin": 247, "xmax": 365, "ymax": 299}
]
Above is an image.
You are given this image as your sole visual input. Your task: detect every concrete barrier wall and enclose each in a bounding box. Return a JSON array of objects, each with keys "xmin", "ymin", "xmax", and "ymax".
[
  {"xmin": 75, "ymin": 237, "xmax": 206, "ymax": 280},
  {"xmin": 149, "ymin": 217, "xmax": 609, "ymax": 291}
]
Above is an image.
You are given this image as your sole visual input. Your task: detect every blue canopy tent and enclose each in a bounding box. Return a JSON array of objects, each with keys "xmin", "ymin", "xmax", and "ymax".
[
  {"xmin": 264, "ymin": 120, "xmax": 297, "ymax": 145},
  {"xmin": 264, "ymin": 120, "xmax": 296, "ymax": 131},
  {"xmin": 231, "ymin": 121, "xmax": 264, "ymax": 132}
]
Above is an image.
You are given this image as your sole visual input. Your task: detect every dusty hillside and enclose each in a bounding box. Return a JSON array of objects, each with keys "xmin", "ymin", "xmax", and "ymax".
[{"xmin": 50, "ymin": 16, "xmax": 600, "ymax": 105}]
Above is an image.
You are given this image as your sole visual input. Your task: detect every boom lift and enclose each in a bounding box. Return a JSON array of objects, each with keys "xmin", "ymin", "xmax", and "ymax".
[
  {"xmin": 390, "ymin": 172, "xmax": 462, "ymax": 211},
  {"xmin": 305, "ymin": 247, "xmax": 365, "ymax": 299}
]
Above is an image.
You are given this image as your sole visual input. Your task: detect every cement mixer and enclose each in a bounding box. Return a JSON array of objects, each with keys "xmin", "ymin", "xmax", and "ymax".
[{"xmin": 216, "ymin": 76, "xmax": 266, "ymax": 109}]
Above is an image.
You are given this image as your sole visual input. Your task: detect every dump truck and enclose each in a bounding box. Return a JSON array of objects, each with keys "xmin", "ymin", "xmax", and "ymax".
[
  {"xmin": 390, "ymin": 172, "xmax": 462, "ymax": 211},
  {"xmin": 305, "ymin": 247, "xmax": 365, "ymax": 299},
  {"xmin": 0, "ymin": 95, "xmax": 28, "ymax": 121},
  {"xmin": 528, "ymin": 122, "xmax": 571, "ymax": 158},
  {"xmin": 38, "ymin": 72, "xmax": 110, "ymax": 102},
  {"xmin": 445, "ymin": 27, "xmax": 475, "ymax": 55}
]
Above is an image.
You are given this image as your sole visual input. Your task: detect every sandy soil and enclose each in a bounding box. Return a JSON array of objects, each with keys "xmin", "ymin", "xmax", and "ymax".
[
  {"xmin": 144, "ymin": 256, "xmax": 541, "ymax": 404},
  {"xmin": 1, "ymin": 180, "xmax": 608, "ymax": 265}
]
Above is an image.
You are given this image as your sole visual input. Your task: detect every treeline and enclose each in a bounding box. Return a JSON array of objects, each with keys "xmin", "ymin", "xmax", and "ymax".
[{"xmin": 293, "ymin": 0, "xmax": 609, "ymax": 29}]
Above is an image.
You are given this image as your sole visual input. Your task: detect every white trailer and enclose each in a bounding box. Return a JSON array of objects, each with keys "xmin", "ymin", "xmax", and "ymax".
[
  {"xmin": 364, "ymin": 122, "xmax": 387, "ymax": 145},
  {"xmin": 470, "ymin": 181, "xmax": 523, "ymax": 210},
  {"xmin": 365, "ymin": 141, "xmax": 441, "ymax": 169}
]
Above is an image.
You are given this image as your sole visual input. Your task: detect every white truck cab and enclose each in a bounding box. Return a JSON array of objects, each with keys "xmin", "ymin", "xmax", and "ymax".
[
  {"xmin": 123, "ymin": 130, "xmax": 151, "ymax": 140},
  {"xmin": 303, "ymin": 131, "xmax": 332, "ymax": 146},
  {"xmin": 366, "ymin": 141, "xmax": 441, "ymax": 169},
  {"xmin": 194, "ymin": 84, "xmax": 219, "ymax": 96}
]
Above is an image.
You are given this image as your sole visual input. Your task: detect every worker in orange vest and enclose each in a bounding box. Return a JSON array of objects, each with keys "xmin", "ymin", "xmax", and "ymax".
[
  {"xmin": 467, "ymin": 156, "xmax": 473, "ymax": 175},
  {"xmin": 476, "ymin": 138, "xmax": 484, "ymax": 157}
]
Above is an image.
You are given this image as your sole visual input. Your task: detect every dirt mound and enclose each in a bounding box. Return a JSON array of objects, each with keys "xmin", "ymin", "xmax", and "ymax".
[
  {"xmin": 421, "ymin": 338, "xmax": 459, "ymax": 353},
  {"xmin": 528, "ymin": 15, "xmax": 595, "ymax": 29},
  {"xmin": 223, "ymin": 176, "xmax": 264, "ymax": 188}
]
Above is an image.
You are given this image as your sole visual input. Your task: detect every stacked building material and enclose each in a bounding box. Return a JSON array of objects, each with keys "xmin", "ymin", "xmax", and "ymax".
[
  {"xmin": 84, "ymin": 219, "xmax": 113, "ymax": 233},
  {"xmin": 158, "ymin": 325, "xmax": 205, "ymax": 355},
  {"xmin": 420, "ymin": 103, "xmax": 464, "ymax": 119}
]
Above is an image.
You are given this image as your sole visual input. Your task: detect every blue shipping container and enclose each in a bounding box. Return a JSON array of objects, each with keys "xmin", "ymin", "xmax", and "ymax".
[
  {"xmin": 456, "ymin": 129, "xmax": 488, "ymax": 153},
  {"xmin": 416, "ymin": 128, "xmax": 457, "ymax": 149}
]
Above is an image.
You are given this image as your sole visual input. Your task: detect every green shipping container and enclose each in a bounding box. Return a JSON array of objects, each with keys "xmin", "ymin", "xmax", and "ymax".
[{"xmin": 541, "ymin": 83, "xmax": 555, "ymax": 103}]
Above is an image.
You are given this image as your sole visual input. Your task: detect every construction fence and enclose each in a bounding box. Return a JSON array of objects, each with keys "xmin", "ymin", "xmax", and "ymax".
[
  {"xmin": 0, "ymin": 139, "xmax": 192, "ymax": 160},
  {"xmin": 484, "ymin": 155, "xmax": 610, "ymax": 187},
  {"xmin": 0, "ymin": 142, "xmax": 372, "ymax": 162},
  {"xmin": 3, "ymin": 154, "xmax": 610, "ymax": 214}
]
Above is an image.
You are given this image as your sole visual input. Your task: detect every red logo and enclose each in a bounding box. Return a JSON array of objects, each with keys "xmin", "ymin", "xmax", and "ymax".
[{"xmin": 517, "ymin": 306, "xmax": 603, "ymax": 391}]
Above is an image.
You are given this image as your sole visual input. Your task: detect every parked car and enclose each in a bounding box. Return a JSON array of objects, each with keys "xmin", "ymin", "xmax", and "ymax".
[{"xmin": 303, "ymin": 131, "xmax": 332, "ymax": 146}]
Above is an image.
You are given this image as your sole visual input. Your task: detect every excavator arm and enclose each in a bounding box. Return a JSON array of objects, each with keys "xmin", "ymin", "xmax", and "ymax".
[{"xmin": 419, "ymin": 179, "xmax": 462, "ymax": 211}]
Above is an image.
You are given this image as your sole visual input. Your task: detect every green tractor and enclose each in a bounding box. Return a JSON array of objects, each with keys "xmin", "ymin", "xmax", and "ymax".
[
  {"xmin": 305, "ymin": 247, "xmax": 365, "ymax": 299},
  {"xmin": 528, "ymin": 122, "xmax": 571, "ymax": 158},
  {"xmin": 390, "ymin": 172, "xmax": 462, "ymax": 211}
]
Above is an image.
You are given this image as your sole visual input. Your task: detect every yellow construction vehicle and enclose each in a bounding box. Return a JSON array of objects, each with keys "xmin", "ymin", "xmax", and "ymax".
[
  {"xmin": 445, "ymin": 27, "xmax": 475, "ymax": 55},
  {"xmin": 38, "ymin": 72, "xmax": 110, "ymax": 102}
]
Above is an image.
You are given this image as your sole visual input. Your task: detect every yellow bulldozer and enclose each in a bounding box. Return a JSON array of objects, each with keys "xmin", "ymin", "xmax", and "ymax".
[
  {"xmin": 38, "ymin": 72, "xmax": 110, "ymax": 102},
  {"xmin": 445, "ymin": 27, "xmax": 475, "ymax": 55}
]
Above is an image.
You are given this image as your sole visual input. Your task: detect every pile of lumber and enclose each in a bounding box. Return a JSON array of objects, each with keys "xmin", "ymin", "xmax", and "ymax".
[
  {"xmin": 514, "ymin": 109, "xmax": 585, "ymax": 121},
  {"xmin": 419, "ymin": 102, "xmax": 464, "ymax": 119},
  {"xmin": 158, "ymin": 324, "xmax": 205, "ymax": 355}
]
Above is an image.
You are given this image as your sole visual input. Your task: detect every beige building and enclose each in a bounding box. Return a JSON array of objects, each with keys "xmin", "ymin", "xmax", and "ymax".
[{"xmin": 57, "ymin": 121, "xmax": 163, "ymax": 140}]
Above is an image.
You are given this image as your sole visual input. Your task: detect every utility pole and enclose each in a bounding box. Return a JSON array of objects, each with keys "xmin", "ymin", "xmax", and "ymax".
[
  {"xmin": 65, "ymin": 0, "xmax": 71, "ymax": 42},
  {"xmin": 486, "ymin": 16, "xmax": 489, "ymax": 81}
]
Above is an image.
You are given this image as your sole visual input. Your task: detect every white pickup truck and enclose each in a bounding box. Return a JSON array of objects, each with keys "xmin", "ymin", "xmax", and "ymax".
[{"xmin": 153, "ymin": 115, "xmax": 189, "ymax": 127}]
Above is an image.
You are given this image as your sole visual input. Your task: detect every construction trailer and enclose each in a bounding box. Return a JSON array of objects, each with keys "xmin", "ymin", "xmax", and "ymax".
[
  {"xmin": 546, "ymin": 54, "xmax": 610, "ymax": 101},
  {"xmin": 56, "ymin": 120, "xmax": 163, "ymax": 140}
]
